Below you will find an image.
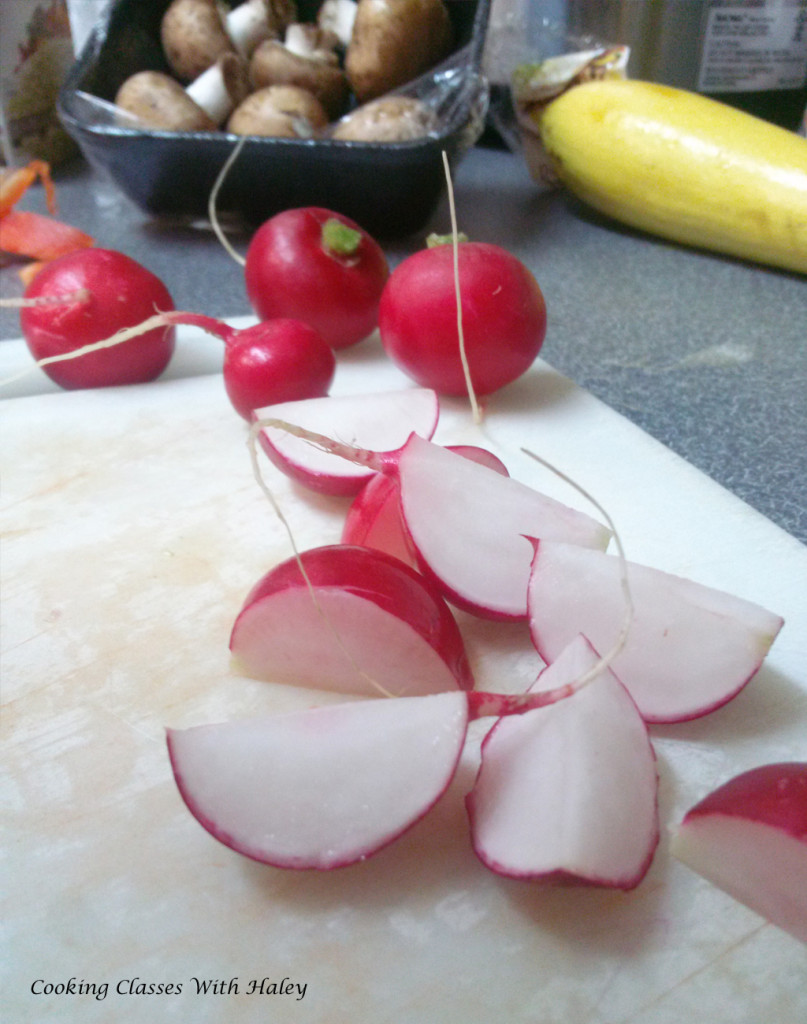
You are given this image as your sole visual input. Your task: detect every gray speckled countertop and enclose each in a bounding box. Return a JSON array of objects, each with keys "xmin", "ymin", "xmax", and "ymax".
[{"xmin": 2, "ymin": 145, "xmax": 805, "ymax": 543}]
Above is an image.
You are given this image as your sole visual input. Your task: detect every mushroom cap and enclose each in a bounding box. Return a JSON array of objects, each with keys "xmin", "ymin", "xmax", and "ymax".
[
  {"xmin": 249, "ymin": 38, "xmax": 349, "ymax": 120},
  {"xmin": 114, "ymin": 70, "xmax": 217, "ymax": 131},
  {"xmin": 345, "ymin": 0, "xmax": 453, "ymax": 104},
  {"xmin": 161, "ymin": 0, "xmax": 235, "ymax": 82},
  {"xmin": 227, "ymin": 84, "xmax": 329, "ymax": 137},
  {"xmin": 331, "ymin": 95, "xmax": 437, "ymax": 141}
]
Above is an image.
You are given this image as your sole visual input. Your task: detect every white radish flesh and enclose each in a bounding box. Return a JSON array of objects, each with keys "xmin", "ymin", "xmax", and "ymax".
[
  {"xmin": 528, "ymin": 540, "xmax": 784, "ymax": 723},
  {"xmin": 229, "ymin": 544, "xmax": 474, "ymax": 696},
  {"xmin": 398, "ymin": 435, "xmax": 611, "ymax": 620},
  {"xmin": 671, "ymin": 763, "xmax": 807, "ymax": 944},
  {"xmin": 467, "ymin": 635, "xmax": 659, "ymax": 888},
  {"xmin": 342, "ymin": 444, "xmax": 510, "ymax": 568},
  {"xmin": 167, "ymin": 692, "xmax": 470, "ymax": 869},
  {"xmin": 255, "ymin": 388, "xmax": 439, "ymax": 495}
]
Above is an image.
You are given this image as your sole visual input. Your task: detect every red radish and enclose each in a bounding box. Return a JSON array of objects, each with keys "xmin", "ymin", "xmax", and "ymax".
[
  {"xmin": 229, "ymin": 544, "xmax": 475, "ymax": 697},
  {"xmin": 164, "ymin": 312, "xmax": 335, "ymax": 420},
  {"xmin": 244, "ymin": 207, "xmax": 389, "ymax": 350},
  {"xmin": 342, "ymin": 444, "xmax": 510, "ymax": 567},
  {"xmin": 527, "ymin": 540, "xmax": 784, "ymax": 723},
  {"xmin": 167, "ymin": 691, "xmax": 470, "ymax": 869},
  {"xmin": 671, "ymin": 763, "xmax": 807, "ymax": 943},
  {"xmin": 255, "ymin": 388, "xmax": 439, "ymax": 496},
  {"xmin": 378, "ymin": 239, "xmax": 547, "ymax": 396},
  {"xmin": 467, "ymin": 635, "xmax": 659, "ymax": 889},
  {"xmin": 18, "ymin": 248, "xmax": 175, "ymax": 389},
  {"xmin": 253, "ymin": 425, "xmax": 610, "ymax": 617}
]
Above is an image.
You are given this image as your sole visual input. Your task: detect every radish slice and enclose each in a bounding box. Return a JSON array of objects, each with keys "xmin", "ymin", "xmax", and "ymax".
[
  {"xmin": 342, "ymin": 444, "xmax": 510, "ymax": 568},
  {"xmin": 398, "ymin": 435, "xmax": 611, "ymax": 620},
  {"xmin": 467, "ymin": 635, "xmax": 659, "ymax": 888},
  {"xmin": 167, "ymin": 692, "xmax": 469, "ymax": 869},
  {"xmin": 229, "ymin": 544, "xmax": 474, "ymax": 696},
  {"xmin": 671, "ymin": 763, "xmax": 807, "ymax": 944},
  {"xmin": 255, "ymin": 388, "xmax": 439, "ymax": 495},
  {"xmin": 528, "ymin": 541, "xmax": 784, "ymax": 723}
]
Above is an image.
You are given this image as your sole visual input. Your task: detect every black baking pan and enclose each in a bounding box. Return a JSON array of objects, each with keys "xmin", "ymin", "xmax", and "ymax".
[{"xmin": 57, "ymin": 0, "xmax": 491, "ymax": 238}]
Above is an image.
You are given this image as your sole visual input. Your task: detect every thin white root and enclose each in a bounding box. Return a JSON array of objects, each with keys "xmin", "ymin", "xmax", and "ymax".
[
  {"xmin": 246, "ymin": 419, "xmax": 394, "ymax": 699},
  {"xmin": 252, "ymin": 416, "xmax": 383, "ymax": 470},
  {"xmin": 521, "ymin": 446, "xmax": 634, "ymax": 690},
  {"xmin": 208, "ymin": 137, "xmax": 248, "ymax": 267},
  {"xmin": 0, "ymin": 310, "xmax": 170, "ymax": 388},
  {"xmin": 441, "ymin": 149, "xmax": 481, "ymax": 425}
]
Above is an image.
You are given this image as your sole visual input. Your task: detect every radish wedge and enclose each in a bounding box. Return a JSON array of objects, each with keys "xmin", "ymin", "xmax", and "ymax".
[
  {"xmin": 671, "ymin": 764, "xmax": 807, "ymax": 944},
  {"xmin": 342, "ymin": 444, "xmax": 510, "ymax": 568},
  {"xmin": 467, "ymin": 635, "xmax": 659, "ymax": 888},
  {"xmin": 528, "ymin": 541, "xmax": 784, "ymax": 723},
  {"xmin": 229, "ymin": 545, "xmax": 474, "ymax": 696},
  {"xmin": 398, "ymin": 435, "xmax": 611, "ymax": 620},
  {"xmin": 167, "ymin": 692, "xmax": 469, "ymax": 869},
  {"xmin": 255, "ymin": 388, "xmax": 439, "ymax": 495}
]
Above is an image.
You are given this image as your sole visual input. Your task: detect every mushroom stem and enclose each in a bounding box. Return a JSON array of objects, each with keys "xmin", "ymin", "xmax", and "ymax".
[
  {"xmin": 185, "ymin": 53, "xmax": 249, "ymax": 124},
  {"xmin": 225, "ymin": 0, "xmax": 278, "ymax": 58}
]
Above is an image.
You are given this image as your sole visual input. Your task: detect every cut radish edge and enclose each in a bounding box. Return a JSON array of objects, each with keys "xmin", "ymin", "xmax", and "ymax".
[
  {"xmin": 253, "ymin": 388, "xmax": 440, "ymax": 495},
  {"xmin": 229, "ymin": 545, "xmax": 475, "ymax": 697},
  {"xmin": 467, "ymin": 635, "xmax": 660, "ymax": 888},
  {"xmin": 671, "ymin": 763, "xmax": 807, "ymax": 943},
  {"xmin": 167, "ymin": 692, "xmax": 470, "ymax": 869},
  {"xmin": 397, "ymin": 434, "xmax": 612, "ymax": 620},
  {"xmin": 528, "ymin": 541, "xmax": 784, "ymax": 723}
]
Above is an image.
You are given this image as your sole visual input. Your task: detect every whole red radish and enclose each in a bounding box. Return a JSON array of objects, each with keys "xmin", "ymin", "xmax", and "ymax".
[
  {"xmin": 19, "ymin": 248, "xmax": 175, "ymax": 389},
  {"xmin": 168, "ymin": 312, "xmax": 336, "ymax": 420},
  {"xmin": 378, "ymin": 240, "xmax": 547, "ymax": 396},
  {"xmin": 244, "ymin": 207, "xmax": 389, "ymax": 350},
  {"xmin": 671, "ymin": 763, "xmax": 807, "ymax": 943}
]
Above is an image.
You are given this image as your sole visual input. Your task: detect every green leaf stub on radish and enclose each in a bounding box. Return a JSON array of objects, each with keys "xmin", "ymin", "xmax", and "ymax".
[
  {"xmin": 528, "ymin": 541, "xmax": 784, "ymax": 723},
  {"xmin": 229, "ymin": 545, "xmax": 475, "ymax": 697},
  {"xmin": 467, "ymin": 636, "xmax": 660, "ymax": 889},
  {"xmin": 167, "ymin": 693, "xmax": 470, "ymax": 870}
]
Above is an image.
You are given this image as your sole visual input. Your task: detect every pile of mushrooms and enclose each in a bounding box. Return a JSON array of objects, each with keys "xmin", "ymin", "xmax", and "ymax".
[{"xmin": 114, "ymin": 0, "xmax": 455, "ymax": 142}]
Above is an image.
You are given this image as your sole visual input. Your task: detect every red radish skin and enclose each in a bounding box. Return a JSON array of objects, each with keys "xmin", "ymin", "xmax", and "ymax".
[
  {"xmin": 167, "ymin": 692, "xmax": 470, "ymax": 870},
  {"xmin": 378, "ymin": 241, "xmax": 547, "ymax": 396},
  {"xmin": 164, "ymin": 312, "xmax": 336, "ymax": 420},
  {"xmin": 671, "ymin": 764, "xmax": 807, "ymax": 943},
  {"xmin": 245, "ymin": 208, "xmax": 389, "ymax": 350},
  {"xmin": 467, "ymin": 636, "xmax": 659, "ymax": 888},
  {"xmin": 342, "ymin": 444, "xmax": 510, "ymax": 567},
  {"xmin": 527, "ymin": 540, "xmax": 784, "ymax": 723},
  {"xmin": 19, "ymin": 248, "xmax": 175, "ymax": 389},
  {"xmin": 255, "ymin": 388, "xmax": 439, "ymax": 496},
  {"xmin": 229, "ymin": 544, "xmax": 475, "ymax": 697}
]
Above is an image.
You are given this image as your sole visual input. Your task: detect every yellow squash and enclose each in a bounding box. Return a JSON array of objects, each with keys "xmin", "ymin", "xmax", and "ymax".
[{"xmin": 535, "ymin": 79, "xmax": 807, "ymax": 275}]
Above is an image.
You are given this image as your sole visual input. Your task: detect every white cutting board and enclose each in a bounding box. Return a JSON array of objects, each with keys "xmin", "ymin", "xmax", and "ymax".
[{"xmin": 2, "ymin": 324, "xmax": 806, "ymax": 1024}]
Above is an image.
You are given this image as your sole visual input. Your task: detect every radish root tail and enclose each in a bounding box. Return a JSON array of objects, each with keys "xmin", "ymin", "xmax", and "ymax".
[
  {"xmin": 246, "ymin": 419, "xmax": 396, "ymax": 699},
  {"xmin": 441, "ymin": 150, "xmax": 481, "ymax": 426}
]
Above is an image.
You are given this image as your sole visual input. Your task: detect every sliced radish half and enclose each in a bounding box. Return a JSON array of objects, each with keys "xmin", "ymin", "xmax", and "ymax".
[
  {"xmin": 167, "ymin": 692, "xmax": 470, "ymax": 869},
  {"xmin": 397, "ymin": 435, "xmax": 611, "ymax": 620},
  {"xmin": 671, "ymin": 763, "xmax": 807, "ymax": 944},
  {"xmin": 342, "ymin": 444, "xmax": 510, "ymax": 568},
  {"xmin": 230, "ymin": 544, "xmax": 474, "ymax": 696},
  {"xmin": 467, "ymin": 635, "xmax": 659, "ymax": 888},
  {"xmin": 255, "ymin": 388, "xmax": 439, "ymax": 495},
  {"xmin": 528, "ymin": 541, "xmax": 784, "ymax": 723}
]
